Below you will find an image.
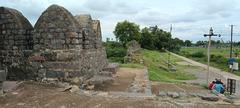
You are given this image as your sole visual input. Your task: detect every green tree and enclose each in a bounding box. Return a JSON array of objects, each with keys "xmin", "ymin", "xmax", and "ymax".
[
  {"xmin": 184, "ymin": 40, "xmax": 192, "ymax": 47},
  {"xmin": 139, "ymin": 27, "xmax": 155, "ymax": 49},
  {"xmin": 196, "ymin": 41, "xmax": 204, "ymax": 46},
  {"xmin": 113, "ymin": 20, "xmax": 140, "ymax": 47}
]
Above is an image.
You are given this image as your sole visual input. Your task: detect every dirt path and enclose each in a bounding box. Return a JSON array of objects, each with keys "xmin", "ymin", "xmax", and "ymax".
[
  {"xmin": 172, "ymin": 53, "xmax": 240, "ymax": 95},
  {"xmin": 151, "ymin": 82, "xmax": 209, "ymax": 95},
  {"xmin": 172, "ymin": 53, "xmax": 240, "ymax": 80}
]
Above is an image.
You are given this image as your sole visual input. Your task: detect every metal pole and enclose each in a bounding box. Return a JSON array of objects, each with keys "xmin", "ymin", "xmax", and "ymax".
[
  {"xmin": 207, "ymin": 36, "xmax": 211, "ymax": 84},
  {"xmin": 230, "ymin": 25, "xmax": 233, "ymax": 58},
  {"xmin": 204, "ymin": 27, "xmax": 220, "ymax": 84}
]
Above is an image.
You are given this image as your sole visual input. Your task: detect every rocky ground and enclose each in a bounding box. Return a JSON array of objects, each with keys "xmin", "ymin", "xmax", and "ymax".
[
  {"xmin": 0, "ymin": 82, "xmax": 240, "ymax": 108},
  {"xmin": 1, "ymin": 55, "xmax": 240, "ymax": 108},
  {"xmin": 0, "ymin": 67, "xmax": 240, "ymax": 108}
]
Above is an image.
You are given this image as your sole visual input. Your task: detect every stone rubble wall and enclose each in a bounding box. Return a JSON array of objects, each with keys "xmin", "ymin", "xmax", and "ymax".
[
  {"xmin": 0, "ymin": 7, "xmax": 34, "ymax": 80},
  {"xmin": 0, "ymin": 5, "xmax": 110, "ymax": 86},
  {"xmin": 75, "ymin": 15, "xmax": 95, "ymax": 49},
  {"xmin": 92, "ymin": 20, "xmax": 102, "ymax": 48},
  {"xmin": 126, "ymin": 40, "xmax": 141, "ymax": 56},
  {"xmin": 125, "ymin": 40, "xmax": 141, "ymax": 63}
]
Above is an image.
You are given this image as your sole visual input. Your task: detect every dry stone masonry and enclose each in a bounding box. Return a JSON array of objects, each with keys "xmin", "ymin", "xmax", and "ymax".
[
  {"xmin": 0, "ymin": 7, "xmax": 34, "ymax": 80},
  {"xmin": 124, "ymin": 40, "xmax": 141, "ymax": 63},
  {"xmin": 0, "ymin": 5, "xmax": 116, "ymax": 87}
]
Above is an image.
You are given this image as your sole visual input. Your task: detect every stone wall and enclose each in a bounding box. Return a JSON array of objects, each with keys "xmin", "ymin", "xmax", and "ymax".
[
  {"xmin": 34, "ymin": 5, "xmax": 80, "ymax": 50},
  {"xmin": 31, "ymin": 5, "xmax": 108, "ymax": 85},
  {"xmin": 0, "ymin": 7, "xmax": 34, "ymax": 80},
  {"xmin": 92, "ymin": 20, "xmax": 102, "ymax": 48},
  {"xmin": 0, "ymin": 5, "xmax": 110, "ymax": 86},
  {"xmin": 126, "ymin": 40, "xmax": 141, "ymax": 56},
  {"xmin": 75, "ymin": 15, "xmax": 95, "ymax": 49},
  {"xmin": 124, "ymin": 40, "xmax": 141, "ymax": 63}
]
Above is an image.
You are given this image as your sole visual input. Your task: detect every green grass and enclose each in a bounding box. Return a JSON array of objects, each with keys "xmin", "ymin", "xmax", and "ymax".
[
  {"xmin": 180, "ymin": 47, "xmax": 238, "ymax": 57},
  {"xmin": 136, "ymin": 49, "xmax": 196, "ymax": 82},
  {"xmin": 180, "ymin": 47, "xmax": 240, "ymax": 76}
]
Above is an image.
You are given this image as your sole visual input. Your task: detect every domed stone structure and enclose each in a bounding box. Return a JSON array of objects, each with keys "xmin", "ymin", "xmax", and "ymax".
[
  {"xmin": 0, "ymin": 5, "xmax": 117, "ymax": 87},
  {"xmin": 0, "ymin": 7, "xmax": 34, "ymax": 80},
  {"xmin": 31, "ymin": 5, "xmax": 84, "ymax": 83},
  {"xmin": 34, "ymin": 4, "xmax": 81, "ymax": 50}
]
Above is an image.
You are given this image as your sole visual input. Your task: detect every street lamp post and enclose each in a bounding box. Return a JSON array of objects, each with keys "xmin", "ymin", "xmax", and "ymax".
[{"xmin": 204, "ymin": 27, "xmax": 220, "ymax": 84}]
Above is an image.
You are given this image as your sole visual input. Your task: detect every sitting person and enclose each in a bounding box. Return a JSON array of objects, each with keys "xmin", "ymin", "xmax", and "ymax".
[
  {"xmin": 215, "ymin": 78, "xmax": 223, "ymax": 85},
  {"xmin": 208, "ymin": 81, "xmax": 215, "ymax": 90},
  {"xmin": 220, "ymin": 84, "xmax": 226, "ymax": 94},
  {"xmin": 213, "ymin": 81, "xmax": 224, "ymax": 94}
]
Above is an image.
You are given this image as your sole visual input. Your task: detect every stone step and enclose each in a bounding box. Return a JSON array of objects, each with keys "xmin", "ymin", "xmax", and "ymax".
[
  {"xmin": 87, "ymin": 75, "xmax": 114, "ymax": 86},
  {"xmin": 102, "ymin": 63, "xmax": 119, "ymax": 74}
]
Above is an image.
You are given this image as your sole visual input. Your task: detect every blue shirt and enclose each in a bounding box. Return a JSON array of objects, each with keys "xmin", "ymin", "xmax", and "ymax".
[{"xmin": 214, "ymin": 84, "xmax": 223, "ymax": 93}]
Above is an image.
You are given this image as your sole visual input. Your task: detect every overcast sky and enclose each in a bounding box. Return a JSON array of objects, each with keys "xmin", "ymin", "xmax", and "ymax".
[{"xmin": 2, "ymin": 0, "xmax": 240, "ymax": 42}]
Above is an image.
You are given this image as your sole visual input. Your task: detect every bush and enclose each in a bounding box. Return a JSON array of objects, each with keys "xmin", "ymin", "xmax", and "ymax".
[
  {"xmin": 179, "ymin": 50, "xmax": 191, "ymax": 57},
  {"xmin": 106, "ymin": 48, "xmax": 127, "ymax": 58},
  {"xmin": 191, "ymin": 51, "xmax": 205, "ymax": 58},
  {"xmin": 210, "ymin": 54, "xmax": 227, "ymax": 64},
  {"xmin": 104, "ymin": 41, "xmax": 127, "ymax": 63}
]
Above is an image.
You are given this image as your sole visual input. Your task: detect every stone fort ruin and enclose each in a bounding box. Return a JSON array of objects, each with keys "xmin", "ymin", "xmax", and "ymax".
[{"xmin": 0, "ymin": 5, "xmax": 117, "ymax": 88}]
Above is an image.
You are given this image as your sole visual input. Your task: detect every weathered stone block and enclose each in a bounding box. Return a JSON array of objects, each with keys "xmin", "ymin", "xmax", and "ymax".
[
  {"xmin": 0, "ymin": 70, "xmax": 6, "ymax": 81},
  {"xmin": 46, "ymin": 71, "xmax": 65, "ymax": 78}
]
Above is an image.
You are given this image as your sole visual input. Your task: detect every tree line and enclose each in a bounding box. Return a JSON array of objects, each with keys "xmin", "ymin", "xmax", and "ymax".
[
  {"xmin": 113, "ymin": 20, "xmax": 185, "ymax": 52},
  {"xmin": 183, "ymin": 40, "xmax": 240, "ymax": 48}
]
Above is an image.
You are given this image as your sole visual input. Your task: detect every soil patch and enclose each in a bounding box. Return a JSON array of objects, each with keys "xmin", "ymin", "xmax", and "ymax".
[
  {"xmin": 151, "ymin": 82, "xmax": 208, "ymax": 95},
  {"xmin": 95, "ymin": 68, "xmax": 136, "ymax": 91}
]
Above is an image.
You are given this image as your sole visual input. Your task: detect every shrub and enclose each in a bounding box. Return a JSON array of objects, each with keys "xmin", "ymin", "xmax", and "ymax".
[
  {"xmin": 179, "ymin": 50, "xmax": 191, "ymax": 57},
  {"xmin": 210, "ymin": 54, "xmax": 227, "ymax": 64},
  {"xmin": 106, "ymin": 48, "xmax": 127, "ymax": 58},
  {"xmin": 191, "ymin": 51, "xmax": 205, "ymax": 58},
  {"xmin": 105, "ymin": 41, "xmax": 127, "ymax": 63}
]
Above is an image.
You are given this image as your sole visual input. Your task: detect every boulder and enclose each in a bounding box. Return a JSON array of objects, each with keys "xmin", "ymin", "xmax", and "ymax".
[
  {"xmin": 158, "ymin": 91, "xmax": 167, "ymax": 97},
  {"xmin": 199, "ymin": 94, "xmax": 219, "ymax": 101},
  {"xmin": 167, "ymin": 92, "xmax": 180, "ymax": 98},
  {"xmin": 103, "ymin": 63, "xmax": 119, "ymax": 74}
]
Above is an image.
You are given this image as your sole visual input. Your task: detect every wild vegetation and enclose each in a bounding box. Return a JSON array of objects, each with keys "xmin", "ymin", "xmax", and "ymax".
[
  {"xmin": 113, "ymin": 20, "xmax": 184, "ymax": 52},
  {"xmin": 104, "ymin": 20, "xmax": 198, "ymax": 82},
  {"xmin": 136, "ymin": 49, "xmax": 196, "ymax": 82},
  {"xmin": 104, "ymin": 40, "xmax": 196, "ymax": 82},
  {"xmin": 179, "ymin": 47, "xmax": 240, "ymax": 76}
]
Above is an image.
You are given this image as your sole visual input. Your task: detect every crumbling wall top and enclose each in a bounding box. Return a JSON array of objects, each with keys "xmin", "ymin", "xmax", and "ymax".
[
  {"xmin": 34, "ymin": 4, "xmax": 79, "ymax": 29},
  {"xmin": 75, "ymin": 14, "xmax": 92, "ymax": 29},
  {"xmin": 0, "ymin": 7, "xmax": 33, "ymax": 29}
]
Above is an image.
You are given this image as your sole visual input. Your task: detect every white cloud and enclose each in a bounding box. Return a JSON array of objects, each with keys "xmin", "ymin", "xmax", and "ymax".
[{"xmin": 1, "ymin": 0, "xmax": 240, "ymax": 41}]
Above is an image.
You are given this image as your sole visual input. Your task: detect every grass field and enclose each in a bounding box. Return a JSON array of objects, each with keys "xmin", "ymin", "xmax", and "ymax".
[
  {"xmin": 180, "ymin": 47, "xmax": 232, "ymax": 57},
  {"xmin": 122, "ymin": 49, "xmax": 196, "ymax": 83},
  {"xmin": 180, "ymin": 47, "xmax": 240, "ymax": 76}
]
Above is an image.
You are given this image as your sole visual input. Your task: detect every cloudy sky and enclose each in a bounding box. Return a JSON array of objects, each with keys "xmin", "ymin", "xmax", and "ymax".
[{"xmin": 2, "ymin": 0, "xmax": 240, "ymax": 42}]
